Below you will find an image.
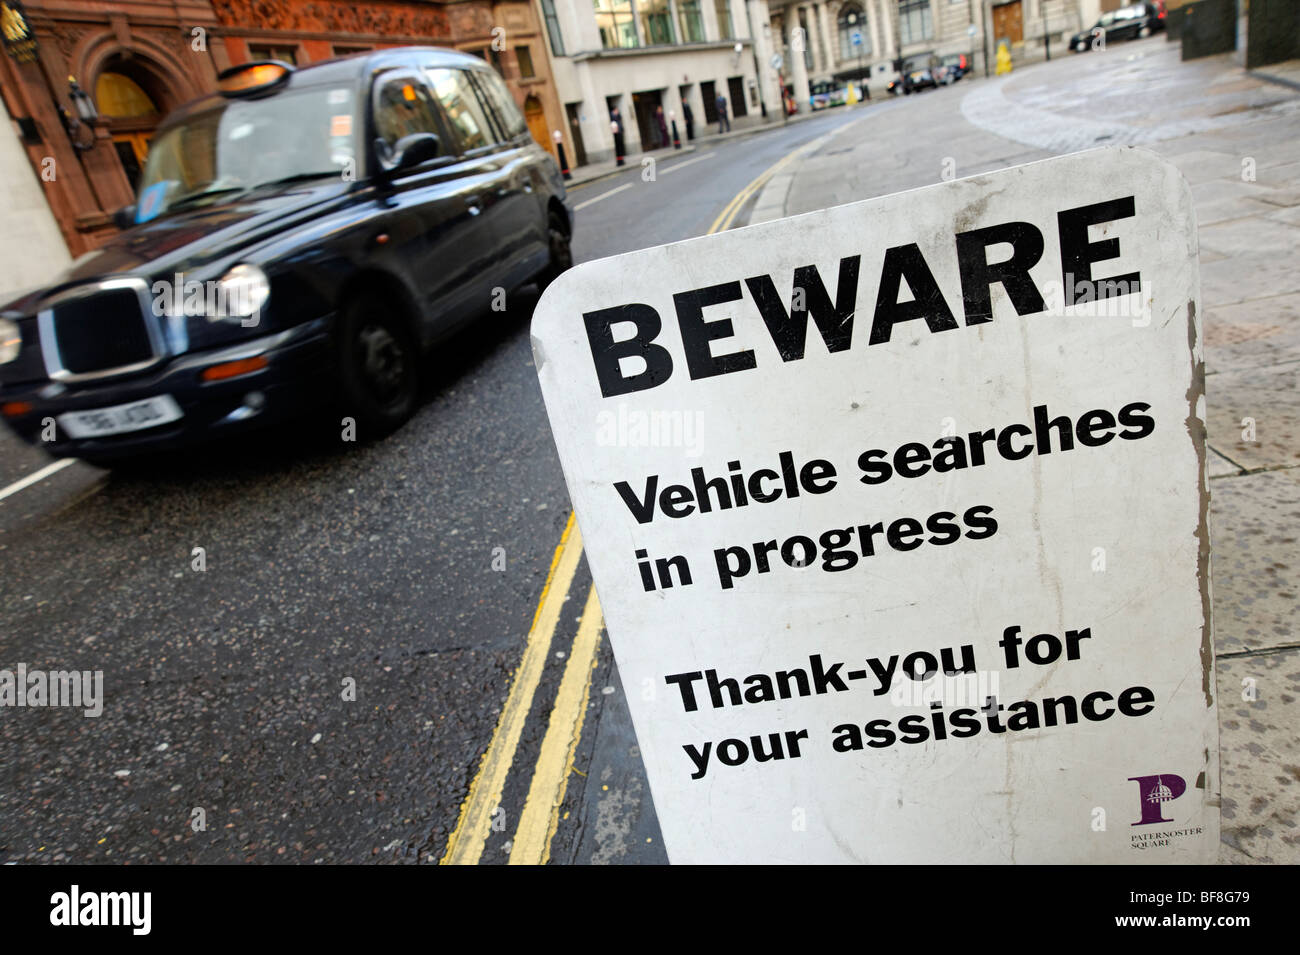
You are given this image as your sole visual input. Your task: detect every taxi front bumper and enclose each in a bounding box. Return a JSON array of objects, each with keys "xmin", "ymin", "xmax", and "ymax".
[{"xmin": 0, "ymin": 318, "xmax": 334, "ymax": 460}]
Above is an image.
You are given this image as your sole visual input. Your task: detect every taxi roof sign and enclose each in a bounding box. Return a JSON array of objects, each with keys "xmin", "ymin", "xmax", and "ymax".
[{"xmin": 217, "ymin": 61, "xmax": 293, "ymax": 98}]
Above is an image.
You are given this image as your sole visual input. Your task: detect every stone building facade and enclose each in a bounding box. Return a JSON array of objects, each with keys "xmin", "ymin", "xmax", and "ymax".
[
  {"xmin": 763, "ymin": 0, "xmax": 1105, "ymax": 104},
  {"xmin": 0, "ymin": 0, "xmax": 566, "ymax": 280},
  {"xmin": 542, "ymin": 0, "xmax": 783, "ymax": 164}
]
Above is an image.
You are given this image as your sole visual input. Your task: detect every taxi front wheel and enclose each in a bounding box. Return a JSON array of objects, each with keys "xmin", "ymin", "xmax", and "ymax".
[
  {"xmin": 538, "ymin": 211, "xmax": 573, "ymax": 291},
  {"xmin": 336, "ymin": 293, "xmax": 419, "ymax": 437}
]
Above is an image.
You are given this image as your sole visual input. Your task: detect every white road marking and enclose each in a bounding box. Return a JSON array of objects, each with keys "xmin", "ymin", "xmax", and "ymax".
[
  {"xmin": 0, "ymin": 458, "xmax": 76, "ymax": 502},
  {"xmin": 574, "ymin": 152, "xmax": 716, "ymax": 212},
  {"xmin": 660, "ymin": 152, "xmax": 715, "ymax": 175},
  {"xmin": 573, "ymin": 182, "xmax": 632, "ymax": 211}
]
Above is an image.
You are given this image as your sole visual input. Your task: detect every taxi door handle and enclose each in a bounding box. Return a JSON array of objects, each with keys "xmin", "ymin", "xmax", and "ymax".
[{"xmin": 465, "ymin": 196, "xmax": 482, "ymax": 216}]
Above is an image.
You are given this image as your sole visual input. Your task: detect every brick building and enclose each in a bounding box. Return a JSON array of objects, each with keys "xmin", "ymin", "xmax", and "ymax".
[{"xmin": 0, "ymin": 0, "xmax": 565, "ymax": 266}]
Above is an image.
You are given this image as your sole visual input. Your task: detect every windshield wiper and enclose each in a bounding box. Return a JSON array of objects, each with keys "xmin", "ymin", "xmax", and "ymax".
[
  {"xmin": 254, "ymin": 171, "xmax": 341, "ymax": 189},
  {"xmin": 165, "ymin": 186, "xmax": 249, "ymax": 211}
]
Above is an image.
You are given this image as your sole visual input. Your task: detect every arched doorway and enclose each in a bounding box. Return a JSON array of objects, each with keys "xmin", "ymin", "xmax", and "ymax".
[
  {"xmin": 523, "ymin": 94, "xmax": 552, "ymax": 157},
  {"xmin": 93, "ymin": 56, "xmax": 169, "ymax": 190}
]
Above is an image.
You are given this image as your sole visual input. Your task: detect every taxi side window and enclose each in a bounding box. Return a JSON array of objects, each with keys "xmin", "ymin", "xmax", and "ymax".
[
  {"xmin": 373, "ymin": 74, "xmax": 447, "ymax": 154},
  {"xmin": 472, "ymin": 69, "xmax": 529, "ymax": 142},
  {"xmin": 424, "ymin": 68, "xmax": 497, "ymax": 153}
]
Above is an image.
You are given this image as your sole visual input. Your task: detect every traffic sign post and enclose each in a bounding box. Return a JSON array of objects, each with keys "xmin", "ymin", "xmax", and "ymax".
[
  {"xmin": 532, "ymin": 148, "xmax": 1218, "ymax": 864},
  {"xmin": 769, "ymin": 53, "xmax": 787, "ymax": 123},
  {"xmin": 851, "ymin": 30, "xmax": 865, "ymax": 95}
]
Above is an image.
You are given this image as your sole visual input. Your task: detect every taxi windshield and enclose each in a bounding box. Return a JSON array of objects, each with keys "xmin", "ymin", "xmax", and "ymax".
[{"xmin": 135, "ymin": 85, "xmax": 357, "ymax": 221}]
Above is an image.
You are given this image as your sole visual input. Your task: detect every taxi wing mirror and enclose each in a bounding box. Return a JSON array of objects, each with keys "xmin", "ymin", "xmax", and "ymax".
[
  {"xmin": 113, "ymin": 204, "xmax": 137, "ymax": 230},
  {"xmin": 385, "ymin": 133, "xmax": 441, "ymax": 174}
]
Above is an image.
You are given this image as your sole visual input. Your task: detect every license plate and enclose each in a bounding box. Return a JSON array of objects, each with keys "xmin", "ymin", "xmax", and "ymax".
[{"xmin": 58, "ymin": 395, "xmax": 183, "ymax": 439}]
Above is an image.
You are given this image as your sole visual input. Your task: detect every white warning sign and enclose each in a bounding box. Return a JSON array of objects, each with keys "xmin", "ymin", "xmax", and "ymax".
[{"xmin": 532, "ymin": 147, "xmax": 1218, "ymax": 863}]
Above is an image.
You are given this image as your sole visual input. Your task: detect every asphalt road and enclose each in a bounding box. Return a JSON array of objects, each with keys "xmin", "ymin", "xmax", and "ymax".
[{"xmin": 0, "ymin": 106, "xmax": 867, "ymax": 864}]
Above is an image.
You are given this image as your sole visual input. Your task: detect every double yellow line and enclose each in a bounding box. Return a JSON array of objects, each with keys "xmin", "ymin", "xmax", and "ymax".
[
  {"xmin": 442, "ymin": 136, "xmax": 820, "ymax": 866},
  {"xmin": 707, "ymin": 137, "xmax": 819, "ymax": 234},
  {"xmin": 440, "ymin": 512, "xmax": 591, "ymax": 865}
]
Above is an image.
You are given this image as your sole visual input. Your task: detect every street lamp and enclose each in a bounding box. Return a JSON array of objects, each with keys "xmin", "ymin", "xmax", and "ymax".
[{"xmin": 59, "ymin": 76, "xmax": 98, "ymax": 152}]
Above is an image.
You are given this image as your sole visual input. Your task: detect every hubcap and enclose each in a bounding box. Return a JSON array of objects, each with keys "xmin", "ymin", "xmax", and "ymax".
[{"xmin": 356, "ymin": 323, "xmax": 408, "ymax": 404}]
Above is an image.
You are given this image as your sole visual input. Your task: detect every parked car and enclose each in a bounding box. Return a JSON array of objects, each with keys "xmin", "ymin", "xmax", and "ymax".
[
  {"xmin": 888, "ymin": 67, "xmax": 938, "ymax": 96},
  {"xmin": 0, "ymin": 48, "xmax": 572, "ymax": 464},
  {"xmin": 935, "ymin": 54, "xmax": 971, "ymax": 85},
  {"xmin": 809, "ymin": 79, "xmax": 850, "ymax": 111},
  {"xmin": 1070, "ymin": 1, "xmax": 1165, "ymax": 52}
]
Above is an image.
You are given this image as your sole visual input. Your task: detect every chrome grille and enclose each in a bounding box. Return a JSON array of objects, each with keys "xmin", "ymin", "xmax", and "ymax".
[{"xmin": 38, "ymin": 278, "xmax": 162, "ymax": 382}]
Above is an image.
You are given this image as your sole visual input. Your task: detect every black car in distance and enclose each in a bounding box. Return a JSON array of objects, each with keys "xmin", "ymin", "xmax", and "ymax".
[
  {"xmin": 1070, "ymin": 2, "xmax": 1166, "ymax": 52},
  {"xmin": 0, "ymin": 47, "xmax": 573, "ymax": 465}
]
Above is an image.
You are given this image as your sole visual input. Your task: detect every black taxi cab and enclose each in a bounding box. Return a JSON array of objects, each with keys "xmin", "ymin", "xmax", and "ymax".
[{"xmin": 0, "ymin": 47, "xmax": 573, "ymax": 464}]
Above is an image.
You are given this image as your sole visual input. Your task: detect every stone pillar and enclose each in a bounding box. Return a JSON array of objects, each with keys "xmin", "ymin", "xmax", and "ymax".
[
  {"xmin": 807, "ymin": 5, "xmax": 823, "ymax": 74},
  {"xmin": 791, "ymin": 5, "xmax": 812, "ymax": 108},
  {"xmin": 816, "ymin": 2, "xmax": 836, "ymax": 75},
  {"xmin": 877, "ymin": 0, "xmax": 896, "ymax": 65},
  {"xmin": 748, "ymin": 0, "xmax": 783, "ymax": 120}
]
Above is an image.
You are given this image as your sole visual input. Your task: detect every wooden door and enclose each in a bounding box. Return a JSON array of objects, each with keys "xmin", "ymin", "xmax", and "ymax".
[
  {"xmin": 992, "ymin": 0, "xmax": 1024, "ymax": 45},
  {"xmin": 524, "ymin": 95, "xmax": 553, "ymax": 158}
]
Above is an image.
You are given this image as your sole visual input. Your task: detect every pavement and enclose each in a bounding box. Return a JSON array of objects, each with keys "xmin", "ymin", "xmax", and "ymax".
[{"xmin": 759, "ymin": 38, "xmax": 1300, "ymax": 865}]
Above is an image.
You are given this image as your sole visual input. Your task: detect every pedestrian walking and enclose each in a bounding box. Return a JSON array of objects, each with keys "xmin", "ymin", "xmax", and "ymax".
[
  {"xmin": 715, "ymin": 93, "xmax": 730, "ymax": 134},
  {"xmin": 654, "ymin": 106, "xmax": 669, "ymax": 150},
  {"xmin": 683, "ymin": 101, "xmax": 694, "ymax": 141},
  {"xmin": 609, "ymin": 104, "xmax": 626, "ymax": 166}
]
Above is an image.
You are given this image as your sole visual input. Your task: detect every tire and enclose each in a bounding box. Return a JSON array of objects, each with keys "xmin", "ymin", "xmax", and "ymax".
[
  {"xmin": 335, "ymin": 291, "xmax": 419, "ymax": 438},
  {"xmin": 538, "ymin": 210, "xmax": 573, "ymax": 292},
  {"xmin": 1138, "ymin": 25, "xmax": 1150, "ymax": 38}
]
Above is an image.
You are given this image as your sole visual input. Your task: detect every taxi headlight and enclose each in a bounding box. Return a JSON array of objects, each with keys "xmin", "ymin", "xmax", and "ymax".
[
  {"xmin": 0, "ymin": 318, "xmax": 20, "ymax": 364},
  {"xmin": 212, "ymin": 264, "xmax": 270, "ymax": 321}
]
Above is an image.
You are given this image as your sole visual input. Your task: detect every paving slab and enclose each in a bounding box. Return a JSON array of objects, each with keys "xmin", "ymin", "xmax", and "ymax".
[
  {"xmin": 1205, "ymin": 363, "xmax": 1300, "ymax": 471},
  {"xmin": 1215, "ymin": 647, "xmax": 1300, "ymax": 864},
  {"xmin": 1198, "ymin": 219, "xmax": 1300, "ymax": 309},
  {"xmin": 1203, "ymin": 292, "xmax": 1300, "ymax": 375},
  {"xmin": 1209, "ymin": 448, "xmax": 1244, "ymax": 477},
  {"xmin": 1162, "ymin": 149, "xmax": 1246, "ymax": 185},
  {"xmin": 1209, "ymin": 468, "xmax": 1300, "ymax": 654}
]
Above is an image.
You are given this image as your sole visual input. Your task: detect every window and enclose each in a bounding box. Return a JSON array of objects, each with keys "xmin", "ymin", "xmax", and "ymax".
[
  {"xmin": 474, "ymin": 68, "xmax": 530, "ymax": 141},
  {"xmin": 838, "ymin": 4, "xmax": 871, "ymax": 60},
  {"xmin": 332, "ymin": 45, "xmax": 372, "ymax": 57},
  {"xmin": 898, "ymin": 0, "xmax": 933, "ymax": 45},
  {"xmin": 713, "ymin": 0, "xmax": 734, "ymax": 40},
  {"xmin": 138, "ymin": 85, "xmax": 358, "ymax": 214},
  {"xmin": 594, "ymin": 0, "xmax": 638, "ymax": 49},
  {"xmin": 469, "ymin": 47, "xmax": 504, "ymax": 72},
  {"xmin": 639, "ymin": 0, "xmax": 675, "ymax": 45},
  {"xmin": 678, "ymin": 0, "xmax": 705, "ymax": 42},
  {"xmin": 540, "ymin": 0, "xmax": 566, "ymax": 56},
  {"xmin": 372, "ymin": 74, "xmax": 446, "ymax": 154},
  {"xmin": 95, "ymin": 72, "xmax": 159, "ymax": 119},
  {"xmin": 425, "ymin": 67, "xmax": 496, "ymax": 151},
  {"xmin": 516, "ymin": 45, "xmax": 535, "ymax": 78},
  {"xmin": 248, "ymin": 44, "xmax": 298, "ymax": 65}
]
